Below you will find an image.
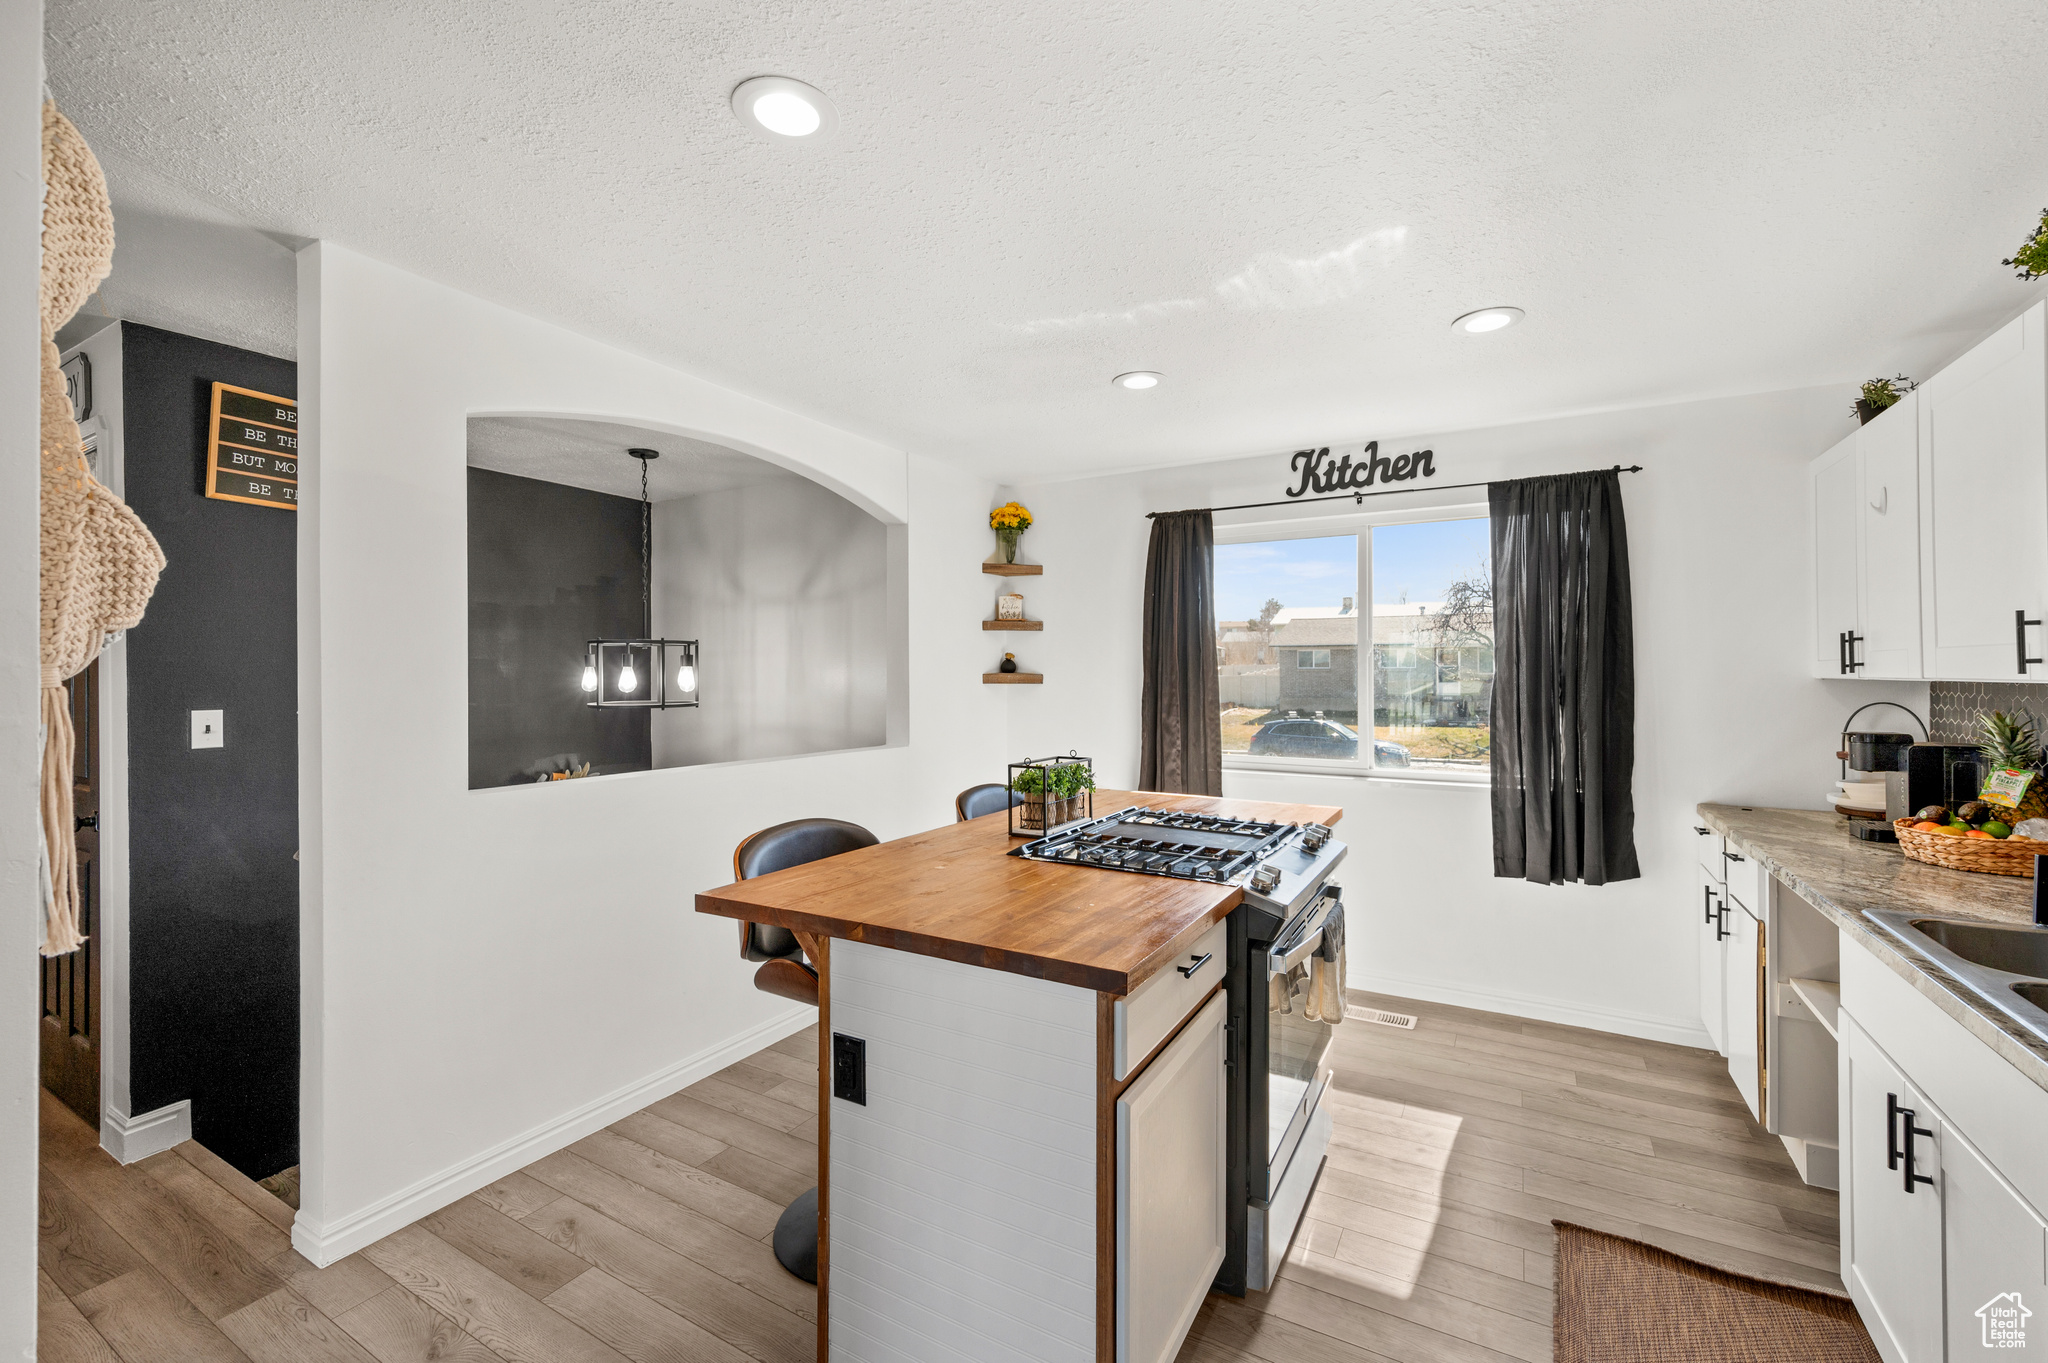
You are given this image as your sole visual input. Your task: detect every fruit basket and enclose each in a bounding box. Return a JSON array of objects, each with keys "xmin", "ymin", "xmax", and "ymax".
[{"xmin": 1893, "ymin": 819, "xmax": 2048, "ymax": 876}]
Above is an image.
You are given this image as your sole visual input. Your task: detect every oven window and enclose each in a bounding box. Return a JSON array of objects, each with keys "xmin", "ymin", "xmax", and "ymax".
[{"xmin": 1269, "ymin": 1001, "xmax": 1333, "ymax": 1162}]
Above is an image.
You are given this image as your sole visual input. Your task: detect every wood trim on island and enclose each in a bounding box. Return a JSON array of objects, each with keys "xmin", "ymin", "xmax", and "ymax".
[{"xmin": 694, "ymin": 791, "xmax": 1343, "ymax": 996}]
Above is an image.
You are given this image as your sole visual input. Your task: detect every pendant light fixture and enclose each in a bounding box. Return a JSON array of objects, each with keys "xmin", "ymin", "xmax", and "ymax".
[{"xmin": 582, "ymin": 447, "xmax": 700, "ymax": 709}]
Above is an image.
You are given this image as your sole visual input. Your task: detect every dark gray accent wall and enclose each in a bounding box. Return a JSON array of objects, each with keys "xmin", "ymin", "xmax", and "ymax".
[
  {"xmin": 120, "ymin": 322, "xmax": 298, "ymax": 1180},
  {"xmin": 468, "ymin": 467, "xmax": 651, "ymax": 788}
]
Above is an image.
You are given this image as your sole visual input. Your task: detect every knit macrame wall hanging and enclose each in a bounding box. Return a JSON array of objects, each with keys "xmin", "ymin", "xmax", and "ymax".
[{"xmin": 38, "ymin": 104, "xmax": 167, "ymax": 956}]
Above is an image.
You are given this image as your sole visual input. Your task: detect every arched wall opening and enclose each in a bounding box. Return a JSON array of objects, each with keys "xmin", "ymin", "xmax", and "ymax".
[{"xmin": 466, "ymin": 415, "xmax": 889, "ymax": 788}]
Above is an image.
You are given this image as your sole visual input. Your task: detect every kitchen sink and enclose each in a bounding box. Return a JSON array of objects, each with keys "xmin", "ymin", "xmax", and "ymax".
[
  {"xmin": 1907, "ymin": 919, "xmax": 2048, "ymax": 977},
  {"xmin": 1865, "ymin": 909, "xmax": 2048, "ymax": 1048}
]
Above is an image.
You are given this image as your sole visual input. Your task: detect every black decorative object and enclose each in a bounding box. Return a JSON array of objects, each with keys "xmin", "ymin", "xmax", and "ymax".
[
  {"xmin": 998, "ymin": 652, "xmax": 1018, "ymax": 673},
  {"xmin": 1006, "ymin": 752, "xmax": 1095, "ymax": 837},
  {"xmin": 582, "ymin": 448, "xmax": 701, "ymax": 710}
]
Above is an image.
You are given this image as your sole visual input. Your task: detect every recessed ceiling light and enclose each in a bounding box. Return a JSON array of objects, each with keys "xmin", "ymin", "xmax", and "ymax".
[
  {"xmin": 731, "ymin": 76, "xmax": 838, "ymax": 141},
  {"xmin": 1113, "ymin": 371, "xmax": 1162, "ymax": 390},
  {"xmin": 1451, "ymin": 307, "xmax": 1525, "ymax": 334}
]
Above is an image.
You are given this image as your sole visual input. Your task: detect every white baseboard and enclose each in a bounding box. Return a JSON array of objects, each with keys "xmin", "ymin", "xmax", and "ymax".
[
  {"xmin": 101, "ymin": 1100, "xmax": 192, "ymax": 1164},
  {"xmin": 1349, "ymin": 971, "xmax": 1716, "ymax": 1051},
  {"xmin": 291, "ymin": 1007, "xmax": 814, "ymax": 1266}
]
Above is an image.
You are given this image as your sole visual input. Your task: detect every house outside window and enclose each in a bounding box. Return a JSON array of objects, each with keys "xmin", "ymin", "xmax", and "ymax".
[{"xmin": 1214, "ymin": 513, "xmax": 1491, "ymax": 778}]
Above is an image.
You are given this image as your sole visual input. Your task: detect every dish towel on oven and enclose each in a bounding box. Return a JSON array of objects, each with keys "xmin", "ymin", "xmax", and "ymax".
[{"xmin": 1304, "ymin": 901, "xmax": 1346, "ymax": 1023}]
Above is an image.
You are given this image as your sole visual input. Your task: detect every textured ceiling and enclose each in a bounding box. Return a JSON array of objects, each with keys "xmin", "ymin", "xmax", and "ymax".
[
  {"xmin": 467, "ymin": 417, "xmax": 798, "ymax": 502},
  {"xmin": 45, "ymin": 0, "xmax": 2048, "ymax": 480}
]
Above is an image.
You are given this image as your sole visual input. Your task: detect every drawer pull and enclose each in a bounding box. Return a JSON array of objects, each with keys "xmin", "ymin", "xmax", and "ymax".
[{"xmin": 1176, "ymin": 952, "xmax": 1214, "ymax": 979}]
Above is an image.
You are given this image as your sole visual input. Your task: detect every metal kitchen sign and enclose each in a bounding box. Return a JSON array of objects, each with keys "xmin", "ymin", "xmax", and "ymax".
[
  {"xmin": 205, "ymin": 382, "xmax": 300, "ymax": 510},
  {"xmin": 1284, "ymin": 442, "xmax": 1436, "ymax": 498}
]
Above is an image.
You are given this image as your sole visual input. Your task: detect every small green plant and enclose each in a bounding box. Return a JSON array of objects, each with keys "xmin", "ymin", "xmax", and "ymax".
[
  {"xmin": 1010, "ymin": 766, "xmax": 1045, "ymax": 795},
  {"xmin": 2003, "ymin": 208, "xmax": 2048, "ymax": 280},
  {"xmin": 1854, "ymin": 375, "xmax": 1916, "ymax": 419},
  {"xmin": 1047, "ymin": 762, "xmax": 1096, "ymax": 800}
]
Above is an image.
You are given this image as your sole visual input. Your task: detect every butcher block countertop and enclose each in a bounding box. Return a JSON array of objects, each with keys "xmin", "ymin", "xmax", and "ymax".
[{"xmin": 694, "ymin": 790, "xmax": 1343, "ymax": 996}]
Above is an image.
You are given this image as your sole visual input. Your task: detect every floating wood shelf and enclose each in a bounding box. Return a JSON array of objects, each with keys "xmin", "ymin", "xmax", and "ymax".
[
  {"xmin": 983, "ymin": 672, "xmax": 1044, "ymax": 684},
  {"xmin": 983, "ymin": 563, "xmax": 1043, "ymax": 576},
  {"xmin": 983, "ymin": 619, "xmax": 1043, "ymax": 631}
]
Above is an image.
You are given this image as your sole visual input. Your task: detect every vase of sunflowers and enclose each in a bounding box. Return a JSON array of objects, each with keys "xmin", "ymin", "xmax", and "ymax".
[{"xmin": 989, "ymin": 501, "xmax": 1032, "ymax": 564}]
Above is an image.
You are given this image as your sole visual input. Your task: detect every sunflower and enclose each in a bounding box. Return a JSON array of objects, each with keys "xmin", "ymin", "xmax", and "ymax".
[{"xmin": 989, "ymin": 501, "xmax": 1033, "ymax": 531}]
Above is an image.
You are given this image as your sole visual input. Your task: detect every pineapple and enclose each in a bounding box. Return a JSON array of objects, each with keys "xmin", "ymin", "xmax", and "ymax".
[{"xmin": 1977, "ymin": 710, "xmax": 2048, "ymax": 827}]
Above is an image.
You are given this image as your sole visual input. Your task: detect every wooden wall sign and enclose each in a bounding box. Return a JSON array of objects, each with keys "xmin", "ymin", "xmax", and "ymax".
[{"xmin": 205, "ymin": 382, "xmax": 299, "ymax": 509}]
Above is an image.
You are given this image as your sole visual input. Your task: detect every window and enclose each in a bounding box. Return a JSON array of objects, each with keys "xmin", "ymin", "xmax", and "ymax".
[{"xmin": 1214, "ymin": 516, "xmax": 1490, "ymax": 775}]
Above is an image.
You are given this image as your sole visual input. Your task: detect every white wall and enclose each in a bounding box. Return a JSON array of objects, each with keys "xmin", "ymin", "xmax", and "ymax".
[
  {"xmin": 296, "ymin": 242, "xmax": 1007, "ymax": 1264},
  {"xmin": 3, "ymin": 4, "xmax": 42, "ymax": 1354},
  {"xmin": 1006, "ymin": 387, "xmax": 1926, "ymax": 1047},
  {"xmin": 650, "ymin": 475, "xmax": 889, "ymax": 767}
]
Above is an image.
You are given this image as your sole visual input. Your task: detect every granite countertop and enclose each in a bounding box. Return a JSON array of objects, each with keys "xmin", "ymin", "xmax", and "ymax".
[{"xmin": 1697, "ymin": 803, "xmax": 2048, "ymax": 1092}]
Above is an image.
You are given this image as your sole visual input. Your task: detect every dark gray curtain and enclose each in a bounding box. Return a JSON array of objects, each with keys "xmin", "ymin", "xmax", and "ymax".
[
  {"xmin": 1489, "ymin": 469, "xmax": 1639, "ymax": 885},
  {"xmin": 1140, "ymin": 511, "xmax": 1223, "ymax": 795}
]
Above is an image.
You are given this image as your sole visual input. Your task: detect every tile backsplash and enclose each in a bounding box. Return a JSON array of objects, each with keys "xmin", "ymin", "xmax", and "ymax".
[{"xmin": 1928, "ymin": 681, "xmax": 2048, "ymax": 743}]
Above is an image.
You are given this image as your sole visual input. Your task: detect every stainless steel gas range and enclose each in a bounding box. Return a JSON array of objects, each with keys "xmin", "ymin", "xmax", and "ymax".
[{"xmin": 1010, "ymin": 806, "xmax": 1348, "ymax": 1295}]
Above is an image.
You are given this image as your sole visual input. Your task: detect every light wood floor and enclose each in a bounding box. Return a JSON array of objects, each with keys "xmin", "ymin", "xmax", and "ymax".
[{"xmin": 36, "ymin": 993, "xmax": 1838, "ymax": 1363}]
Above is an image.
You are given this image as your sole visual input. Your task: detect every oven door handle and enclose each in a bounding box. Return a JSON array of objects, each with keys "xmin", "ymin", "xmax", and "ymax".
[{"xmin": 1268, "ymin": 895, "xmax": 1335, "ymax": 973}]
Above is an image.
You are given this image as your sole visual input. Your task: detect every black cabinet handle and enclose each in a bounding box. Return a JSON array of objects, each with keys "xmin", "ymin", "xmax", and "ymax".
[
  {"xmin": 1693, "ymin": 826, "xmax": 1712, "ymax": 836},
  {"xmin": 2019, "ymin": 610, "xmax": 2043, "ymax": 676},
  {"xmin": 1703, "ymin": 885, "xmax": 1716, "ymax": 925},
  {"xmin": 1847, "ymin": 631, "xmax": 1864, "ymax": 672},
  {"xmin": 1901, "ymin": 1105, "xmax": 1935, "ymax": 1194},
  {"xmin": 1177, "ymin": 952, "xmax": 1213, "ymax": 979},
  {"xmin": 1839, "ymin": 630, "xmax": 1849, "ymax": 676},
  {"xmin": 1714, "ymin": 903, "xmax": 1730, "ymax": 942},
  {"xmin": 1723, "ymin": 851, "xmax": 1745, "ymax": 863},
  {"xmin": 1886, "ymin": 1092, "xmax": 1905, "ymax": 1170}
]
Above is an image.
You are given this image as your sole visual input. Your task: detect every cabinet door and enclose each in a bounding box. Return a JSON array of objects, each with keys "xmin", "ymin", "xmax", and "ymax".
[
  {"xmin": 1920, "ymin": 304, "xmax": 2048, "ymax": 681},
  {"xmin": 1697, "ymin": 862, "xmax": 1727, "ymax": 1056},
  {"xmin": 1845, "ymin": 1018, "xmax": 1945, "ymax": 1363},
  {"xmin": 1117, "ymin": 991, "xmax": 1226, "ymax": 1363},
  {"xmin": 1859, "ymin": 396, "xmax": 1924, "ymax": 679},
  {"xmin": 1813, "ymin": 429, "xmax": 1863, "ymax": 677},
  {"xmin": 1944, "ymin": 1118, "xmax": 2048, "ymax": 1358},
  {"xmin": 1724, "ymin": 899, "xmax": 1762, "ymax": 1121}
]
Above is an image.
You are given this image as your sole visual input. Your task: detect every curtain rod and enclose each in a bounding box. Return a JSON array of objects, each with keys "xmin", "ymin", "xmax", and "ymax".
[{"xmin": 1143, "ymin": 464, "xmax": 1644, "ymax": 519}]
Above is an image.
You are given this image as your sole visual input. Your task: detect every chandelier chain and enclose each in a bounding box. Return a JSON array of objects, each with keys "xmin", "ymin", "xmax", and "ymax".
[{"xmin": 640, "ymin": 455, "xmax": 651, "ymax": 637}]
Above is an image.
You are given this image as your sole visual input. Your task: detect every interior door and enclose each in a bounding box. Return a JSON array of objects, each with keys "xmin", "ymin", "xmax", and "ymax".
[
  {"xmin": 1118, "ymin": 992, "xmax": 1226, "ymax": 1363},
  {"xmin": 1697, "ymin": 862, "xmax": 1727, "ymax": 1056},
  {"xmin": 41, "ymin": 660, "xmax": 100, "ymax": 1127},
  {"xmin": 1812, "ymin": 430, "xmax": 1862, "ymax": 676},
  {"xmin": 1845, "ymin": 1017, "xmax": 1945, "ymax": 1363},
  {"xmin": 1919, "ymin": 305, "xmax": 2048, "ymax": 680},
  {"xmin": 1858, "ymin": 397, "xmax": 1924, "ymax": 678},
  {"xmin": 1724, "ymin": 897, "xmax": 1762, "ymax": 1122}
]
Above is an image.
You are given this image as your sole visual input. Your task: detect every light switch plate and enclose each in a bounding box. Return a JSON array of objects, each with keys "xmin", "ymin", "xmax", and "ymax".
[{"xmin": 190, "ymin": 709, "xmax": 224, "ymax": 749}]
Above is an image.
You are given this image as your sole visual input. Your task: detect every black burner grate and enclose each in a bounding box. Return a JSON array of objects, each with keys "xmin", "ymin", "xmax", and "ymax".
[{"xmin": 1009, "ymin": 806, "xmax": 1295, "ymax": 882}]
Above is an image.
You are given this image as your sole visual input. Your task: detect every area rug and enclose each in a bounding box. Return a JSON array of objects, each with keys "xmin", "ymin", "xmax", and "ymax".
[{"xmin": 1553, "ymin": 1222, "xmax": 1881, "ymax": 1362}]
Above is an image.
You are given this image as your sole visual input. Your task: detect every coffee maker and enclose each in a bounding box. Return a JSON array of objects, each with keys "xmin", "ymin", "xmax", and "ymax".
[{"xmin": 1837, "ymin": 732, "xmax": 1982, "ymax": 841}]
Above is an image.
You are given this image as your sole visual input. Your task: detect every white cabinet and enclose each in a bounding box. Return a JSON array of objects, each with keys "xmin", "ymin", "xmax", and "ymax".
[
  {"xmin": 1844, "ymin": 1016, "xmax": 1945, "ymax": 1363},
  {"xmin": 1810, "ymin": 400, "xmax": 1925, "ymax": 679},
  {"xmin": 1919, "ymin": 302, "xmax": 2048, "ymax": 681},
  {"xmin": 1943, "ymin": 1121, "xmax": 2048, "ymax": 1358},
  {"xmin": 1724, "ymin": 895, "xmax": 1763, "ymax": 1122},
  {"xmin": 1117, "ymin": 991, "xmax": 1226, "ymax": 1363},
  {"xmin": 1697, "ymin": 860, "xmax": 1728, "ymax": 1056}
]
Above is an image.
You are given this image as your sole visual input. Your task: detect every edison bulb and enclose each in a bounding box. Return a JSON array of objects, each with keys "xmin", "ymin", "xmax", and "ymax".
[
  {"xmin": 677, "ymin": 660, "xmax": 697, "ymax": 692},
  {"xmin": 580, "ymin": 664, "xmax": 597, "ymax": 692},
  {"xmin": 618, "ymin": 661, "xmax": 638, "ymax": 693}
]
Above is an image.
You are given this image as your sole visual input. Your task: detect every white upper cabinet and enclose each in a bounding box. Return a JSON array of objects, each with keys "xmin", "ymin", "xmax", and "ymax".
[
  {"xmin": 1858, "ymin": 396, "xmax": 1924, "ymax": 678},
  {"xmin": 1812, "ymin": 429, "xmax": 1863, "ymax": 676},
  {"xmin": 1919, "ymin": 302, "xmax": 2048, "ymax": 681},
  {"xmin": 1809, "ymin": 399, "xmax": 1924, "ymax": 679}
]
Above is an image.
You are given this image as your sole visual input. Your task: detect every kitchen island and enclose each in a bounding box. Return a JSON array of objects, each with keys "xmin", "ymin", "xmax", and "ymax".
[{"xmin": 695, "ymin": 790, "xmax": 1344, "ymax": 1363}]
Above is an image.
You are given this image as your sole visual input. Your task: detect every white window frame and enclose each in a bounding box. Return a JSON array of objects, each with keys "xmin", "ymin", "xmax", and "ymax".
[{"xmin": 1215, "ymin": 496, "xmax": 1491, "ymax": 784}]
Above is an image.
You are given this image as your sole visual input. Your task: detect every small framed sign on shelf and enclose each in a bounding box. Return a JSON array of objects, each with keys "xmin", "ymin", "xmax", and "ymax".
[
  {"xmin": 205, "ymin": 382, "xmax": 300, "ymax": 509},
  {"xmin": 996, "ymin": 593, "xmax": 1025, "ymax": 620}
]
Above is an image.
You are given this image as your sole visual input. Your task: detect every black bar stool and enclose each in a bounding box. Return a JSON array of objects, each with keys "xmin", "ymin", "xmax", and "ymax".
[{"xmin": 732, "ymin": 817, "xmax": 878, "ymax": 1283}]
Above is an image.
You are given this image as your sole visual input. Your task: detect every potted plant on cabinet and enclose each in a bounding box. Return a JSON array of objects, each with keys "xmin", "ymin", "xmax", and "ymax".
[{"xmin": 1854, "ymin": 375, "xmax": 1916, "ymax": 424}]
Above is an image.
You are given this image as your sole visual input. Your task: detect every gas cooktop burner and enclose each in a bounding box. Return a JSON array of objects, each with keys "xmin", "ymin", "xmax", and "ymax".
[{"xmin": 1009, "ymin": 806, "xmax": 1299, "ymax": 883}]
